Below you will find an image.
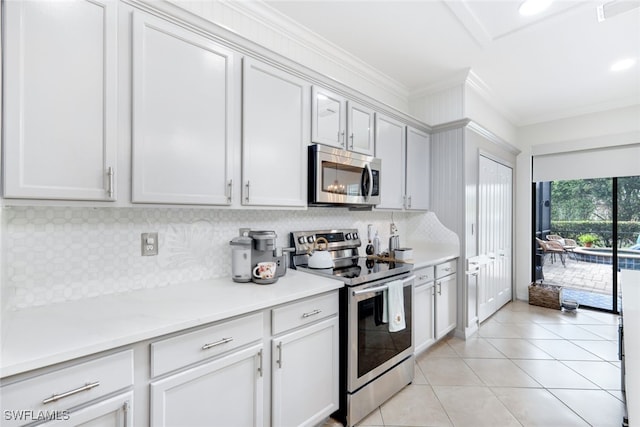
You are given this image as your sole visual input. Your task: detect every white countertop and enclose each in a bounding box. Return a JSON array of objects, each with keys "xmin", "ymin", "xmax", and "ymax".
[
  {"xmin": 405, "ymin": 243, "xmax": 460, "ymax": 269},
  {"xmin": 0, "ymin": 270, "xmax": 342, "ymax": 378}
]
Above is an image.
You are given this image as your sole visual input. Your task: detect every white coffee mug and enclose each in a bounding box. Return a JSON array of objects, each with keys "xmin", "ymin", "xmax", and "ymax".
[{"xmin": 253, "ymin": 261, "xmax": 277, "ymax": 279}]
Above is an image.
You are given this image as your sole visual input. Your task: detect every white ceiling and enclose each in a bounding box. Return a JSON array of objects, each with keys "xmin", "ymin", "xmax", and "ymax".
[{"xmin": 263, "ymin": 0, "xmax": 640, "ymax": 126}]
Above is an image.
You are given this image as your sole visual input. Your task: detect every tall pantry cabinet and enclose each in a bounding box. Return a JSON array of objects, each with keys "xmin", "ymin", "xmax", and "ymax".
[{"xmin": 430, "ymin": 122, "xmax": 518, "ymax": 337}]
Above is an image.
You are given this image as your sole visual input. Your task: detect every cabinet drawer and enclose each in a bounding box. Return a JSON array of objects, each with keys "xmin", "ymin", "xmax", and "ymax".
[
  {"xmin": 415, "ymin": 266, "xmax": 435, "ymax": 286},
  {"xmin": 436, "ymin": 260, "xmax": 457, "ymax": 278},
  {"xmin": 272, "ymin": 292, "xmax": 339, "ymax": 336},
  {"xmin": 151, "ymin": 312, "xmax": 263, "ymax": 377},
  {"xmin": 1, "ymin": 350, "xmax": 133, "ymax": 426}
]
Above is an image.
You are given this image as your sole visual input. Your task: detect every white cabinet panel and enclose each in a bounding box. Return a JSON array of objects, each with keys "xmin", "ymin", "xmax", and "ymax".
[
  {"xmin": 375, "ymin": 114, "xmax": 406, "ymax": 210},
  {"xmin": 272, "ymin": 316, "xmax": 339, "ymax": 427},
  {"xmin": 242, "ymin": 58, "xmax": 309, "ymax": 207},
  {"xmin": 312, "ymin": 87, "xmax": 346, "ymax": 149},
  {"xmin": 132, "ymin": 12, "xmax": 236, "ymax": 205},
  {"xmin": 405, "ymin": 127, "xmax": 430, "ymax": 210},
  {"xmin": 3, "ymin": 0, "xmax": 117, "ymax": 201},
  {"xmin": 150, "ymin": 344, "xmax": 264, "ymax": 427},
  {"xmin": 435, "ymin": 273, "xmax": 457, "ymax": 339},
  {"xmin": 42, "ymin": 392, "xmax": 133, "ymax": 427},
  {"xmin": 347, "ymin": 101, "xmax": 375, "ymax": 156},
  {"xmin": 414, "ymin": 282, "xmax": 435, "ymax": 354}
]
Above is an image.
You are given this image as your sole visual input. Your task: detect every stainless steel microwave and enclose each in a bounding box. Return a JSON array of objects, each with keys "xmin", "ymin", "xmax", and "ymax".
[{"xmin": 308, "ymin": 144, "xmax": 381, "ymax": 207}]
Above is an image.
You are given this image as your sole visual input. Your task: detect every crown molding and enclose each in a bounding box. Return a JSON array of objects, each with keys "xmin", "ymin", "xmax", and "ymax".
[
  {"xmin": 225, "ymin": 0, "xmax": 410, "ymax": 101},
  {"xmin": 409, "ymin": 68, "xmax": 471, "ymax": 99},
  {"xmin": 464, "ymin": 70, "xmax": 522, "ymax": 125}
]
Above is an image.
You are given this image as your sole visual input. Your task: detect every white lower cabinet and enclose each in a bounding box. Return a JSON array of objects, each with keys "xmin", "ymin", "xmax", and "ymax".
[
  {"xmin": 0, "ymin": 351, "xmax": 134, "ymax": 427},
  {"xmin": 271, "ymin": 292, "xmax": 340, "ymax": 427},
  {"xmin": 414, "ymin": 260, "xmax": 458, "ymax": 354},
  {"xmin": 272, "ymin": 317, "xmax": 339, "ymax": 427},
  {"xmin": 150, "ymin": 344, "xmax": 264, "ymax": 427},
  {"xmin": 42, "ymin": 391, "xmax": 133, "ymax": 427},
  {"xmin": 435, "ymin": 261, "xmax": 457, "ymax": 339},
  {"xmin": 414, "ymin": 267, "xmax": 436, "ymax": 354}
]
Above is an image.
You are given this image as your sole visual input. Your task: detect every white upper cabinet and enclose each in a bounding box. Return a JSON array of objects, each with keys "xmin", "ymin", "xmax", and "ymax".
[
  {"xmin": 3, "ymin": 0, "xmax": 117, "ymax": 201},
  {"xmin": 405, "ymin": 127, "xmax": 431, "ymax": 210},
  {"xmin": 347, "ymin": 101, "xmax": 375, "ymax": 156},
  {"xmin": 312, "ymin": 87, "xmax": 374, "ymax": 156},
  {"xmin": 375, "ymin": 114, "xmax": 406, "ymax": 210},
  {"xmin": 242, "ymin": 58, "xmax": 310, "ymax": 207},
  {"xmin": 131, "ymin": 12, "xmax": 236, "ymax": 205}
]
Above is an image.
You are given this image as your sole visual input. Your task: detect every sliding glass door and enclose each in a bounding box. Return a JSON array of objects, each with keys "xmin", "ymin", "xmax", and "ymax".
[{"xmin": 533, "ymin": 175, "xmax": 640, "ymax": 313}]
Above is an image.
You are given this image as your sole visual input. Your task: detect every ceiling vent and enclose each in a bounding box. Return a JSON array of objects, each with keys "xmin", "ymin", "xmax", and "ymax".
[{"xmin": 597, "ymin": 0, "xmax": 640, "ymax": 22}]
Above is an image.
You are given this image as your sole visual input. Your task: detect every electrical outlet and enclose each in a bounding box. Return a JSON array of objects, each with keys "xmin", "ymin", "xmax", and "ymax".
[
  {"xmin": 390, "ymin": 223, "xmax": 398, "ymax": 235},
  {"xmin": 141, "ymin": 232, "xmax": 158, "ymax": 256}
]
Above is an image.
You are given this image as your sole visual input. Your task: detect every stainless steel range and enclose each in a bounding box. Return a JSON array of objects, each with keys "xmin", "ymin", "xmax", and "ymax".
[{"xmin": 291, "ymin": 228, "xmax": 415, "ymax": 427}]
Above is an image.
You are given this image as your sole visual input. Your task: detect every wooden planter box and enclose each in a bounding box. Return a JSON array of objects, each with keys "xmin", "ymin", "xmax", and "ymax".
[{"xmin": 528, "ymin": 283, "xmax": 562, "ymax": 310}]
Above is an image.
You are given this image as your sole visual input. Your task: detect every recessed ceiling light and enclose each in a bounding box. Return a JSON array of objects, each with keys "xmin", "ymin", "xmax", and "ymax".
[
  {"xmin": 611, "ymin": 58, "xmax": 637, "ymax": 71},
  {"xmin": 519, "ymin": 0, "xmax": 553, "ymax": 16}
]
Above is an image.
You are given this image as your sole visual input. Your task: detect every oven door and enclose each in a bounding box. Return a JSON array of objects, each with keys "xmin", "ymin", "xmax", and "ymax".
[
  {"xmin": 309, "ymin": 144, "xmax": 381, "ymax": 206},
  {"xmin": 347, "ymin": 274, "xmax": 414, "ymax": 392}
]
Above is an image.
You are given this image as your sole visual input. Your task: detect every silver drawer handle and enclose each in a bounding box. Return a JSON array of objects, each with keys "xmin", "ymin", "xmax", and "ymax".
[
  {"xmin": 202, "ymin": 337, "xmax": 233, "ymax": 350},
  {"xmin": 43, "ymin": 381, "xmax": 100, "ymax": 404},
  {"xmin": 418, "ymin": 275, "xmax": 431, "ymax": 281},
  {"xmin": 442, "ymin": 267, "xmax": 452, "ymax": 272},
  {"xmin": 302, "ymin": 309, "xmax": 321, "ymax": 318}
]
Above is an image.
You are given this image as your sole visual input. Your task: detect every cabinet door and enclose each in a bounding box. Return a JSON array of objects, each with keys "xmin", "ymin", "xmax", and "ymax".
[
  {"xmin": 405, "ymin": 127, "xmax": 430, "ymax": 210},
  {"xmin": 311, "ymin": 86, "xmax": 346, "ymax": 149},
  {"xmin": 42, "ymin": 392, "xmax": 133, "ymax": 427},
  {"xmin": 435, "ymin": 273, "xmax": 457, "ymax": 339},
  {"xmin": 242, "ymin": 58, "xmax": 309, "ymax": 207},
  {"xmin": 132, "ymin": 12, "xmax": 235, "ymax": 205},
  {"xmin": 3, "ymin": 0, "xmax": 117, "ymax": 201},
  {"xmin": 375, "ymin": 114, "xmax": 406, "ymax": 210},
  {"xmin": 150, "ymin": 344, "xmax": 264, "ymax": 427},
  {"xmin": 272, "ymin": 316, "xmax": 339, "ymax": 427},
  {"xmin": 347, "ymin": 101, "xmax": 375, "ymax": 156},
  {"xmin": 414, "ymin": 283, "xmax": 435, "ymax": 354}
]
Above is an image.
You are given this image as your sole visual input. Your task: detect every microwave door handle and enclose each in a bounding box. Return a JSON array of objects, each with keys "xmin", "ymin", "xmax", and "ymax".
[{"xmin": 361, "ymin": 163, "xmax": 373, "ymax": 200}]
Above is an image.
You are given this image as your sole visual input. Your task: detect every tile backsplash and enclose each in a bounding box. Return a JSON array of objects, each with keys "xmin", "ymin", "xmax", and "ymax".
[{"xmin": 1, "ymin": 206, "xmax": 456, "ymax": 310}]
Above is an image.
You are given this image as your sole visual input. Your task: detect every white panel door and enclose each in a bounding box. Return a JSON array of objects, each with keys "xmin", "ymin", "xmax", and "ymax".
[
  {"xmin": 478, "ymin": 156, "xmax": 513, "ymax": 322},
  {"xmin": 347, "ymin": 101, "xmax": 375, "ymax": 156},
  {"xmin": 132, "ymin": 12, "xmax": 235, "ymax": 205},
  {"xmin": 405, "ymin": 127, "xmax": 430, "ymax": 210},
  {"xmin": 272, "ymin": 317, "xmax": 339, "ymax": 427},
  {"xmin": 150, "ymin": 344, "xmax": 264, "ymax": 427},
  {"xmin": 375, "ymin": 114, "xmax": 406, "ymax": 210},
  {"xmin": 311, "ymin": 86, "xmax": 346, "ymax": 149},
  {"xmin": 3, "ymin": 0, "xmax": 117, "ymax": 201},
  {"xmin": 242, "ymin": 58, "xmax": 309, "ymax": 207}
]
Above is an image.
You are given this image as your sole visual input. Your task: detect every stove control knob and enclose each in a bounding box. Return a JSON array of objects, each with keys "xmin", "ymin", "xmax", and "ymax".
[
  {"xmin": 345, "ymin": 233, "xmax": 352, "ymax": 240},
  {"xmin": 353, "ymin": 232, "xmax": 359, "ymax": 240},
  {"xmin": 298, "ymin": 236, "xmax": 306, "ymax": 245},
  {"xmin": 307, "ymin": 236, "xmax": 315, "ymax": 243}
]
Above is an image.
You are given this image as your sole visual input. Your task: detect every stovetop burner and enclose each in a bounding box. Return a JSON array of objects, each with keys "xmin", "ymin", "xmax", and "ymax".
[{"xmin": 295, "ymin": 256, "xmax": 413, "ymax": 286}]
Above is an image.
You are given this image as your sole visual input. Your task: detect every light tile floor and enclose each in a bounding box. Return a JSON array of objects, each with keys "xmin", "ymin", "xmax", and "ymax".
[{"xmin": 334, "ymin": 300, "xmax": 627, "ymax": 427}]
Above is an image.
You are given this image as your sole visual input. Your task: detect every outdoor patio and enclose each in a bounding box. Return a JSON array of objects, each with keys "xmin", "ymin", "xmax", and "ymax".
[{"xmin": 538, "ymin": 252, "xmax": 625, "ymax": 310}]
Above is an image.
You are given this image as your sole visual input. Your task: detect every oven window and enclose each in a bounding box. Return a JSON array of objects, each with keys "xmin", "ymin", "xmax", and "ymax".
[
  {"xmin": 357, "ymin": 287, "xmax": 412, "ymax": 378},
  {"xmin": 321, "ymin": 161, "xmax": 363, "ymax": 196}
]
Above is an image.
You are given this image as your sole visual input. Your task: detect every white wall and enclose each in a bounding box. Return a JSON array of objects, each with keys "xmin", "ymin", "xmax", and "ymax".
[{"xmin": 514, "ymin": 105, "xmax": 640, "ymax": 300}]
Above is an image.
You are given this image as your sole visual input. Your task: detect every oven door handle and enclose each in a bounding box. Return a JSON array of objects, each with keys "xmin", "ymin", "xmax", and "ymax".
[{"xmin": 352, "ymin": 275, "xmax": 415, "ymax": 296}]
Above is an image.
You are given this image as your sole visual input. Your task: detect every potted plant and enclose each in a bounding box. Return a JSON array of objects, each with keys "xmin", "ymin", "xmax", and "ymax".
[{"xmin": 578, "ymin": 233, "xmax": 598, "ymax": 247}]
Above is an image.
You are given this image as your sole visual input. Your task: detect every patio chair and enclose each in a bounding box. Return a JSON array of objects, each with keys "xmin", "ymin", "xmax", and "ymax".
[
  {"xmin": 546, "ymin": 234, "xmax": 578, "ymax": 259},
  {"xmin": 536, "ymin": 237, "xmax": 567, "ymax": 267}
]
